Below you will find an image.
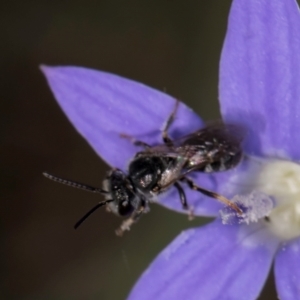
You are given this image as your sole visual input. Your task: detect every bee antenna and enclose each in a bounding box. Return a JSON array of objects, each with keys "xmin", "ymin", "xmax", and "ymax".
[
  {"xmin": 43, "ymin": 172, "xmax": 108, "ymax": 194},
  {"xmin": 74, "ymin": 200, "xmax": 113, "ymax": 229}
]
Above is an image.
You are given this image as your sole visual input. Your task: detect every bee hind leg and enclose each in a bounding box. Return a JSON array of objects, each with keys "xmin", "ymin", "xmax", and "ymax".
[
  {"xmin": 162, "ymin": 100, "xmax": 179, "ymax": 146},
  {"xmin": 120, "ymin": 133, "xmax": 150, "ymax": 149},
  {"xmin": 181, "ymin": 176, "xmax": 242, "ymax": 215}
]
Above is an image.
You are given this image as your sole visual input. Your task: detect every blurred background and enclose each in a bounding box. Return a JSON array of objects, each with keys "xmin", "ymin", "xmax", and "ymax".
[{"xmin": 1, "ymin": 0, "xmax": 288, "ymax": 299}]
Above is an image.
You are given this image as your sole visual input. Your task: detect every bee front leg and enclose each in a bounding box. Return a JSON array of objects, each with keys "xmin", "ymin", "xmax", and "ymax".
[{"xmin": 115, "ymin": 205, "xmax": 147, "ymax": 236}]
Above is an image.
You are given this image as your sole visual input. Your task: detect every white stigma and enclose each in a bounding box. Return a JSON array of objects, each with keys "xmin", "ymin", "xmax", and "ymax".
[{"xmin": 253, "ymin": 160, "xmax": 300, "ymax": 240}]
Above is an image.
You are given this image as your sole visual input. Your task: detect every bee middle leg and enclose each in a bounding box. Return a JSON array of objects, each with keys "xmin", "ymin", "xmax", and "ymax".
[
  {"xmin": 174, "ymin": 181, "xmax": 194, "ymax": 220},
  {"xmin": 174, "ymin": 181, "xmax": 188, "ymax": 210},
  {"xmin": 162, "ymin": 100, "xmax": 179, "ymax": 146}
]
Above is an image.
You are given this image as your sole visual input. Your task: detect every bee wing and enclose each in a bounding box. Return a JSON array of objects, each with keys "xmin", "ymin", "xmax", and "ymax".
[
  {"xmin": 135, "ymin": 143, "xmax": 181, "ymax": 158},
  {"xmin": 135, "ymin": 122, "xmax": 244, "ymax": 159},
  {"xmin": 173, "ymin": 122, "xmax": 245, "ymax": 146},
  {"xmin": 206, "ymin": 121, "xmax": 245, "ymax": 141}
]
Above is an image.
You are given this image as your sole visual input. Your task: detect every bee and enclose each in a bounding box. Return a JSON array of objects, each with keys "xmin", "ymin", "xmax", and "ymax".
[{"xmin": 44, "ymin": 101, "xmax": 243, "ymax": 235}]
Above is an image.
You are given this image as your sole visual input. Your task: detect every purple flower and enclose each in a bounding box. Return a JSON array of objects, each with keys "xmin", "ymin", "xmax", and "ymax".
[{"xmin": 41, "ymin": 0, "xmax": 300, "ymax": 299}]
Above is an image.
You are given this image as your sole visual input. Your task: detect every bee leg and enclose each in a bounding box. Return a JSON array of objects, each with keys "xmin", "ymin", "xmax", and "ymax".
[
  {"xmin": 115, "ymin": 204, "xmax": 147, "ymax": 236},
  {"xmin": 174, "ymin": 182, "xmax": 188, "ymax": 210},
  {"xmin": 174, "ymin": 181, "xmax": 195, "ymax": 220},
  {"xmin": 182, "ymin": 177, "xmax": 243, "ymax": 215},
  {"xmin": 120, "ymin": 133, "xmax": 151, "ymax": 149},
  {"xmin": 162, "ymin": 100, "xmax": 179, "ymax": 145},
  {"xmin": 188, "ymin": 207, "xmax": 195, "ymax": 221}
]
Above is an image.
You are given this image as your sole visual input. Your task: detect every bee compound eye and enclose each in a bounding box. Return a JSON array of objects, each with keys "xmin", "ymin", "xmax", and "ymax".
[{"xmin": 118, "ymin": 199, "xmax": 135, "ymax": 216}]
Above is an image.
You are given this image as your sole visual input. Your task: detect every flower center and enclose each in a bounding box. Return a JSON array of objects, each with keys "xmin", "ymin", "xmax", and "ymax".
[{"xmin": 254, "ymin": 159, "xmax": 300, "ymax": 240}]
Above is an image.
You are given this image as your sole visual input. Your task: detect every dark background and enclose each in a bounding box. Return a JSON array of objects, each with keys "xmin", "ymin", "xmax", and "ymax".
[{"xmin": 1, "ymin": 0, "xmax": 288, "ymax": 299}]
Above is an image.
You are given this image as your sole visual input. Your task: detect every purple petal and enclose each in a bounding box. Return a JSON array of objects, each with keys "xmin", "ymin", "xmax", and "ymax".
[
  {"xmin": 41, "ymin": 66, "xmax": 203, "ymax": 170},
  {"xmin": 219, "ymin": 0, "xmax": 300, "ymax": 160},
  {"xmin": 128, "ymin": 220, "xmax": 279, "ymax": 300},
  {"xmin": 275, "ymin": 237, "xmax": 300, "ymax": 300}
]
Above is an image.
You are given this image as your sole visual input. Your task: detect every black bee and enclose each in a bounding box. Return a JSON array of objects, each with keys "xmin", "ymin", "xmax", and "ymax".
[{"xmin": 44, "ymin": 101, "xmax": 243, "ymax": 235}]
